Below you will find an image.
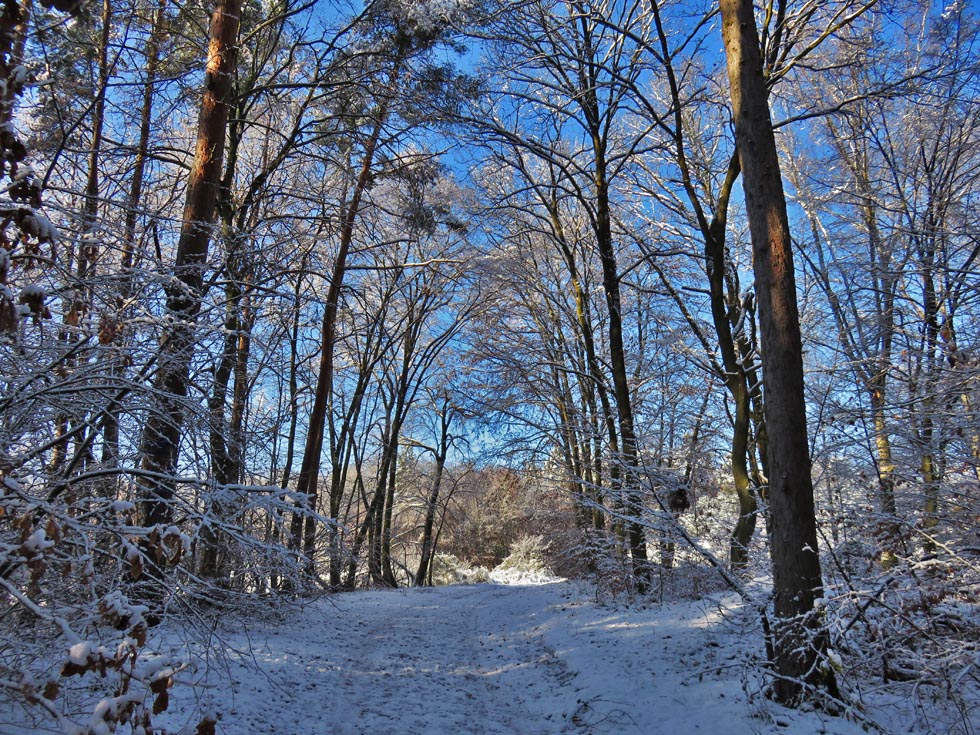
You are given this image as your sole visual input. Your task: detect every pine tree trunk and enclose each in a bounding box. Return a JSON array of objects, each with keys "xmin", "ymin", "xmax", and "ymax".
[{"xmin": 139, "ymin": 0, "xmax": 240, "ymax": 531}]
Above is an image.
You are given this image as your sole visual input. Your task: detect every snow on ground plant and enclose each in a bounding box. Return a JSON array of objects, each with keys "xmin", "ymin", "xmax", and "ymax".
[
  {"xmin": 0, "ymin": 475, "xmax": 210, "ymax": 734},
  {"xmin": 820, "ymin": 549, "xmax": 980, "ymax": 735},
  {"xmin": 490, "ymin": 534, "xmax": 563, "ymax": 585},
  {"xmin": 428, "ymin": 552, "xmax": 490, "ymax": 585}
]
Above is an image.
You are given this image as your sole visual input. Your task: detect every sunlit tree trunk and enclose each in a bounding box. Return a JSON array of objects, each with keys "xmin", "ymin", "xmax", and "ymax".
[
  {"xmin": 719, "ymin": 0, "xmax": 837, "ymax": 704},
  {"xmin": 913, "ymin": 203, "xmax": 945, "ymax": 556},
  {"xmin": 139, "ymin": 0, "xmax": 241, "ymax": 533},
  {"xmin": 642, "ymin": 0, "xmax": 770, "ymax": 572},
  {"xmin": 328, "ymin": 328, "xmax": 387, "ymax": 586}
]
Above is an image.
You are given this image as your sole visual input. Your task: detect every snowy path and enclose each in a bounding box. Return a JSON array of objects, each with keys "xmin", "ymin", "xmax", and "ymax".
[
  {"xmin": 326, "ymin": 584, "xmax": 564, "ymax": 734},
  {"xmin": 153, "ymin": 582, "xmax": 868, "ymax": 735},
  {"xmin": 187, "ymin": 585, "xmax": 582, "ymax": 735}
]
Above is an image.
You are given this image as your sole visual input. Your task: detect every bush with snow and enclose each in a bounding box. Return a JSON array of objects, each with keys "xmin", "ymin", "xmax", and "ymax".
[
  {"xmin": 819, "ymin": 550, "xmax": 980, "ymax": 733},
  {"xmin": 490, "ymin": 535, "xmax": 563, "ymax": 585},
  {"xmin": 0, "ymin": 484, "xmax": 201, "ymax": 734},
  {"xmin": 429, "ymin": 553, "xmax": 491, "ymax": 585}
]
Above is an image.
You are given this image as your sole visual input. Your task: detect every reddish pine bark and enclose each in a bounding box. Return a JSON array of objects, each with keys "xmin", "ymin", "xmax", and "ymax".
[{"xmin": 140, "ymin": 0, "xmax": 241, "ymax": 528}]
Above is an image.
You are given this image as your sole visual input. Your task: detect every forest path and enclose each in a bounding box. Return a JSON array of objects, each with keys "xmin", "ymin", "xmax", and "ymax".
[
  {"xmin": 181, "ymin": 583, "xmax": 583, "ymax": 735},
  {"xmin": 157, "ymin": 582, "xmax": 869, "ymax": 735},
  {"xmin": 326, "ymin": 583, "xmax": 575, "ymax": 735}
]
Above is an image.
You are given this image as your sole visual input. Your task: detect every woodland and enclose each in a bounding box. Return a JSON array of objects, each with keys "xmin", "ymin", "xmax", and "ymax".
[{"xmin": 0, "ymin": 0, "xmax": 978, "ymax": 731}]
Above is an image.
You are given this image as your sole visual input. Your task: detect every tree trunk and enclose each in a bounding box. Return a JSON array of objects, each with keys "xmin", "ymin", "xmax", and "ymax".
[
  {"xmin": 48, "ymin": 0, "xmax": 112, "ymax": 486},
  {"xmin": 870, "ymin": 382, "xmax": 901, "ymax": 565},
  {"xmin": 719, "ymin": 0, "xmax": 837, "ymax": 704},
  {"xmin": 278, "ymin": 255, "xmax": 309, "ymax": 494},
  {"xmin": 548, "ymin": 198, "xmax": 613, "ymax": 532},
  {"xmin": 139, "ymin": 0, "xmax": 240, "ymax": 532},
  {"xmin": 328, "ymin": 360, "xmax": 375, "ymax": 586},
  {"xmin": 414, "ymin": 450, "xmax": 445, "ymax": 586},
  {"xmin": 915, "ymin": 230, "xmax": 943, "ymax": 555},
  {"xmin": 102, "ymin": 0, "xmax": 167, "ymax": 469},
  {"xmin": 288, "ymin": 50, "xmax": 403, "ymax": 570},
  {"xmin": 380, "ymin": 439, "xmax": 399, "ymax": 586},
  {"xmin": 415, "ymin": 426, "xmax": 449, "ymax": 585},
  {"xmin": 0, "ymin": 0, "xmax": 39, "ymax": 337},
  {"xmin": 593, "ymin": 133, "xmax": 648, "ymax": 589}
]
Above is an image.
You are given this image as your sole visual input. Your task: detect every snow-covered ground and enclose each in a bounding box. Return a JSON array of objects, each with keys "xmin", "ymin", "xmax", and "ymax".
[
  {"xmin": 135, "ymin": 581, "xmax": 875, "ymax": 735},
  {"xmin": 8, "ymin": 579, "xmax": 958, "ymax": 735}
]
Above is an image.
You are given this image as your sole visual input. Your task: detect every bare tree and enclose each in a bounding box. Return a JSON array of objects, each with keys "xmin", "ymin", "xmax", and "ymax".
[
  {"xmin": 719, "ymin": 0, "xmax": 837, "ymax": 704},
  {"xmin": 474, "ymin": 0, "xmax": 657, "ymax": 585}
]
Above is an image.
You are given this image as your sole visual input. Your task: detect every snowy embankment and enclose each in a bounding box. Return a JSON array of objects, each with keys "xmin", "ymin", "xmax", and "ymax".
[{"xmin": 127, "ymin": 581, "xmax": 878, "ymax": 735}]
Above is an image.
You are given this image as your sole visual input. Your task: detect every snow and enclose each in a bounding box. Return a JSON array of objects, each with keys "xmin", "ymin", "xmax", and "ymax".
[
  {"xmin": 395, "ymin": 0, "xmax": 472, "ymax": 37},
  {"xmin": 489, "ymin": 566, "xmax": 563, "ymax": 585},
  {"xmin": 3, "ymin": 580, "xmax": 964, "ymax": 734},
  {"xmin": 22, "ymin": 528, "xmax": 54, "ymax": 555},
  {"xmin": 133, "ymin": 582, "xmax": 875, "ymax": 735},
  {"xmin": 68, "ymin": 641, "xmax": 91, "ymax": 666},
  {"xmin": 12, "ymin": 164, "xmax": 34, "ymax": 182},
  {"xmin": 18, "ymin": 283, "xmax": 45, "ymax": 299},
  {"xmin": 31, "ymin": 211, "xmax": 58, "ymax": 243},
  {"xmin": 100, "ymin": 590, "xmax": 149, "ymax": 628}
]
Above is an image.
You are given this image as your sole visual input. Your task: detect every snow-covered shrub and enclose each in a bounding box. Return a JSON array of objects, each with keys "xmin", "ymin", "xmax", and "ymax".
[
  {"xmin": 544, "ymin": 525, "xmax": 591, "ymax": 580},
  {"xmin": 428, "ymin": 553, "xmax": 490, "ymax": 585},
  {"xmin": 495, "ymin": 534, "xmax": 549, "ymax": 572},
  {"xmin": 190, "ymin": 482, "xmax": 313, "ymax": 597},
  {"xmin": 490, "ymin": 534, "xmax": 562, "ymax": 585},
  {"xmin": 462, "ymin": 564, "xmax": 492, "ymax": 584},
  {"xmin": 821, "ymin": 550, "xmax": 980, "ymax": 734},
  {"xmin": 0, "ymin": 477, "xmax": 203, "ymax": 733},
  {"xmin": 582, "ymin": 530, "xmax": 637, "ymax": 603},
  {"xmin": 429, "ymin": 553, "xmax": 465, "ymax": 585},
  {"xmin": 681, "ymin": 489, "xmax": 757, "ymax": 565},
  {"xmin": 435, "ymin": 465, "xmax": 581, "ymax": 574}
]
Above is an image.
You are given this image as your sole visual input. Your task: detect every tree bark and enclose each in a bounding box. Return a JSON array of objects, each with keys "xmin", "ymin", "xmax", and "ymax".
[
  {"xmin": 719, "ymin": 0, "xmax": 836, "ymax": 704},
  {"xmin": 101, "ymin": 0, "xmax": 167, "ymax": 469},
  {"xmin": 584, "ymin": 70, "xmax": 649, "ymax": 589},
  {"xmin": 139, "ymin": 0, "xmax": 240, "ymax": 531},
  {"xmin": 288, "ymin": 42, "xmax": 406, "ymax": 571},
  {"xmin": 415, "ymin": 397, "xmax": 452, "ymax": 585}
]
